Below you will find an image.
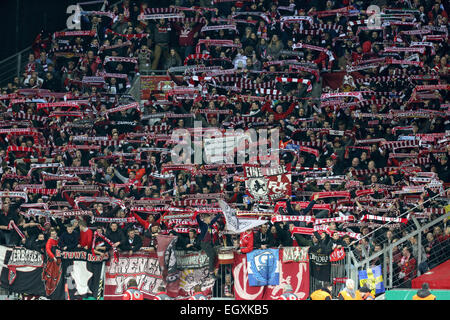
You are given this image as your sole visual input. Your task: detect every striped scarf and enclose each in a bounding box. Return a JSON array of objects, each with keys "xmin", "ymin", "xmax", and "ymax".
[
  {"xmin": 360, "ymin": 214, "xmax": 408, "ymax": 224},
  {"xmin": 8, "ymin": 220, "xmax": 26, "ymax": 240},
  {"xmin": 275, "ymin": 77, "xmax": 312, "ymax": 92},
  {"xmin": 92, "ymin": 230, "xmax": 118, "ymax": 262}
]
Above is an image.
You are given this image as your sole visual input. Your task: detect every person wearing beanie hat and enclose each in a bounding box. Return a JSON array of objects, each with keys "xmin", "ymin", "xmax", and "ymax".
[
  {"xmin": 413, "ymin": 283, "xmax": 437, "ymax": 300},
  {"xmin": 357, "ymin": 283, "xmax": 375, "ymax": 300}
]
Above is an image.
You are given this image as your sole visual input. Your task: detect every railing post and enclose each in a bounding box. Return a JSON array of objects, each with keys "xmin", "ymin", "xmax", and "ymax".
[
  {"xmin": 383, "ymin": 250, "xmax": 387, "ymax": 289},
  {"xmin": 388, "ymin": 246, "xmax": 393, "ymax": 289},
  {"xmin": 417, "ymin": 231, "xmax": 422, "ymax": 277},
  {"xmin": 16, "ymin": 52, "xmax": 21, "ymax": 80}
]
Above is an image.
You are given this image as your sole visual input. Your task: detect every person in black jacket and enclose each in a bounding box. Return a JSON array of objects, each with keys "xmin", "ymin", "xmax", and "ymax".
[
  {"xmin": 120, "ymin": 228, "xmax": 142, "ymax": 254},
  {"xmin": 0, "ymin": 200, "xmax": 23, "ymax": 245},
  {"xmin": 30, "ymin": 233, "xmax": 46, "ymax": 254},
  {"xmin": 312, "ymin": 230, "xmax": 333, "ymax": 254},
  {"xmin": 105, "ymin": 222, "xmax": 126, "ymax": 249},
  {"xmin": 58, "ymin": 224, "xmax": 80, "ymax": 251},
  {"xmin": 254, "ymin": 224, "xmax": 277, "ymax": 249},
  {"xmin": 274, "ymin": 221, "xmax": 293, "ymax": 247},
  {"xmin": 284, "ymin": 194, "xmax": 319, "ymax": 221},
  {"xmin": 179, "ymin": 229, "xmax": 201, "ymax": 251},
  {"xmin": 280, "ymin": 194, "xmax": 319, "ymax": 246},
  {"xmin": 196, "ymin": 213, "xmax": 222, "ymax": 277}
]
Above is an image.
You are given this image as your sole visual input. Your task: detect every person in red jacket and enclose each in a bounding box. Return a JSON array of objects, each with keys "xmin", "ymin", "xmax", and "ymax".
[
  {"xmin": 43, "ymin": 229, "xmax": 63, "ymax": 296},
  {"xmin": 238, "ymin": 229, "xmax": 254, "ymax": 254},
  {"xmin": 398, "ymin": 246, "xmax": 417, "ymax": 287},
  {"xmin": 78, "ymin": 220, "xmax": 93, "ymax": 251},
  {"xmin": 123, "ymin": 278, "xmax": 144, "ymax": 300},
  {"xmin": 46, "ymin": 229, "xmax": 59, "ymax": 262},
  {"xmin": 132, "ymin": 211, "xmax": 160, "ymax": 231},
  {"xmin": 171, "ymin": 20, "xmax": 205, "ymax": 59},
  {"xmin": 262, "ymin": 101, "xmax": 296, "ymax": 121}
]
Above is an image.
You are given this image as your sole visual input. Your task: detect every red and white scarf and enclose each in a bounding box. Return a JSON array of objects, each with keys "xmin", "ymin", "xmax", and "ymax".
[
  {"xmin": 271, "ymin": 215, "xmax": 315, "ymax": 224},
  {"xmin": 92, "ymin": 231, "xmax": 118, "ymax": 262},
  {"xmin": 275, "ymin": 77, "xmax": 312, "ymax": 92},
  {"xmin": 360, "ymin": 214, "xmax": 408, "ymax": 224}
]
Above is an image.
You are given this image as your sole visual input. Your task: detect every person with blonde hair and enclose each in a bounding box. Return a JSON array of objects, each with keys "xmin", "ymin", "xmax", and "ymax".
[{"xmin": 338, "ymin": 279, "xmax": 362, "ymax": 300}]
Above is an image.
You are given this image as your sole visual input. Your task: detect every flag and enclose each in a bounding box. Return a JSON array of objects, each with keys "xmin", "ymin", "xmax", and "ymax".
[
  {"xmin": 359, "ymin": 265, "xmax": 385, "ymax": 295},
  {"xmin": 218, "ymin": 200, "xmax": 267, "ymax": 234},
  {"xmin": 0, "ymin": 245, "xmax": 105, "ymax": 300},
  {"xmin": 156, "ymin": 234, "xmax": 180, "ymax": 298},
  {"xmin": 308, "ymin": 247, "xmax": 331, "ymax": 282},
  {"xmin": 243, "ymin": 164, "xmax": 292, "ymax": 201},
  {"xmin": 247, "ymin": 249, "xmax": 280, "ymax": 287}
]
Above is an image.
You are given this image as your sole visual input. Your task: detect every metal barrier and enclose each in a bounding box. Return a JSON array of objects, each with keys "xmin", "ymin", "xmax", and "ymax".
[
  {"xmin": 0, "ymin": 0, "xmax": 126, "ymax": 89},
  {"xmin": 0, "ymin": 47, "xmax": 31, "ymax": 88},
  {"xmin": 308, "ymin": 255, "xmax": 348, "ymax": 297},
  {"xmin": 330, "ymin": 258, "xmax": 347, "ymax": 297},
  {"xmin": 345, "ymin": 189, "xmax": 449, "ymax": 291},
  {"xmin": 212, "ymin": 263, "xmax": 234, "ymax": 299},
  {"xmin": 306, "ymin": 189, "xmax": 449, "ymax": 297}
]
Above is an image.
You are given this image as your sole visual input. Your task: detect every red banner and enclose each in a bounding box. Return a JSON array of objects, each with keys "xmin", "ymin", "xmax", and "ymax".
[
  {"xmin": 232, "ymin": 247, "xmax": 310, "ymax": 300},
  {"xmin": 103, "ymin": 250, "xmax": 216, "ymax": 300},
  {"xmin": 140, "ymin": 76, "xmax": 182, "ymax": 100},
  {"xmin": 104, "ymin": 252, "xmax": 164, "ymax": 300},
  {"xmin": 330, "ymin": 247, "xmax": 346, "ymax": 262}
]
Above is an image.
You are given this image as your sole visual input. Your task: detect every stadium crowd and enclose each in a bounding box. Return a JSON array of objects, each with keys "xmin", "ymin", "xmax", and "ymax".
[{"xmin": 0, "ymin": 0, "xmax": 449, "ymax": 298}]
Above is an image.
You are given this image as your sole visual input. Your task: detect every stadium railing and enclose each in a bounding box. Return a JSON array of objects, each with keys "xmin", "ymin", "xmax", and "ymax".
[{"xmin": 344, "ymin": 188, "xmax": 449, "ymax": 292}]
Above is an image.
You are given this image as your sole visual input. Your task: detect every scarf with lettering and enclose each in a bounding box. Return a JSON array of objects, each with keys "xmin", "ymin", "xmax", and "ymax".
[
  {"xmin": 271, "ymin": 215, "xmax": 316, "ymax": 224},
  {"xmin": 312, "ymin": 191, "xmax": 351, "ymax": 200},
  {"xmin": 101, "ymin": 102, "xmax": 141, "ymax": 117},
  {"xmin": 360, "ymin": 214, "xmax": 408, "ymax": 224},
  {"xmin": 314, "ymin": 216, "xmax": 355, "ymax": 225},
  {"xmin": 24, "ymin": 209, "xmax": 92, "ymax": 218},
  {"xmin": 0, "ymin": 191, "xmax": 28, "ymax": 202},
  {"xmin": 103, "ymin": 56, "xmax": 138, "ymax": 65},
  {"xmin": 74, "ymin": 196, "xmax": 126, "ymax": 210},
  {"xmin": 53, "ymin": 30, "xmax": 96, "ymax": 38},
  {"xmin": 201, "ymin": 24, "xmax": 238, "ymax": 34},
  {"xmin": 105, "ymin": 29, "xmax": 149, "ymax": 40},
  {"xmin": 290, "ymin": 224, "xmax": 332, "ymax": 236},
  {"xmin": 279, "ymin": 16, "xmax": 314, "ymax": 30}
]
